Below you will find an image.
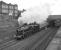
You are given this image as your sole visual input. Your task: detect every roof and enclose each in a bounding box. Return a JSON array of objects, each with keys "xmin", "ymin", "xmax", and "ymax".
[
  {"xmin": 48, "ymin": 15, "xmax": 61, "ymax": 21},
  {"xmin": 49, "ymin": 15, "xmax": 61, "ymax": 17},
  {"xmin": 0, "ymin": 1, "xmax": 7, "ymax": 4},
  {"xmin": 0, "ymin": 1, "xmax": 18, "ymax": 6}
]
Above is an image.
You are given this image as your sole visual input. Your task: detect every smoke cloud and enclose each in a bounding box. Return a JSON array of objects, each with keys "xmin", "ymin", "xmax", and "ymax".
[{"xmin": 18, "ymin": 5, "xmax": 50, "ymax": 25}]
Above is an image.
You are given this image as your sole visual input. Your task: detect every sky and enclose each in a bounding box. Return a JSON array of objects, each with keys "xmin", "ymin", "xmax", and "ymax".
[
  {"xmin": 2, "ymin": 0, "xmax": 61, "ymax": 14},
  {"xmin": 1, "ymin": 0, "xmax": 61, "ymax": 24}
]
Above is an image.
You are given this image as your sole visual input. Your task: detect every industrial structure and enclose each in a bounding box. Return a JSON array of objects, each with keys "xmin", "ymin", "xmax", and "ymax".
[
  {"xmin": 47, "ymin": 15, "xmax": 61, "ymax": 27},
  {"xmin": 0, "ymin": 1, "xmax": 18, "ymax": 18}
]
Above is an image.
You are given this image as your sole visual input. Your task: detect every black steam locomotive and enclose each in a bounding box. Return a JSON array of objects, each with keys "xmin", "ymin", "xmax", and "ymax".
[{"xmin": 14, "ymin": 22, "xmax": 41, "ymax": 40}]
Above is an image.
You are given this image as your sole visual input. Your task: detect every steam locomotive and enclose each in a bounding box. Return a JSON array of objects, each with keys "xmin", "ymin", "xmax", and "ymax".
[
  {"xmin": 47, "ymin": 15, "xmax": 61, "ymax": 27},
  {"xmin": 14, "ymin": 14, "xmax": 61, "ymax": 40},
  {"xmin": 14, "ymin": 22, "xmax": 49, "ymax": 40}
]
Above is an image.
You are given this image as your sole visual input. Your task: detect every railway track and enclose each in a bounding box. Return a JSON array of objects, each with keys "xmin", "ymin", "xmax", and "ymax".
[
  {"xmin": 0, "ymin": 25, "xmax": 45, "ymax": 45},
  {"xmin": 22, "ymin": 27, "xmax": 58, "ymax": 50},
  {"xmin": 0, "ymin": 40, "xmax": 18, "ymax": 49},
  {"xmin": 0, "ymin": 27, "xmax": 58, "ymax": 50},
  {"xmin": 0, "ymin": 38, "xmax": 14, "ymax": 44},
  {"xmin": 0, "ymin": 26, "xmax": 50, "ymax": 50},
  {"xmin": 30, "ymin": 27, "xmax": 58, "ymax": 50}
]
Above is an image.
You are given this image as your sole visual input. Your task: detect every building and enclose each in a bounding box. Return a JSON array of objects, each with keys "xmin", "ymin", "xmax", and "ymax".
[{"xmin": 0, "ymin": 1, "xmax": 18, "ymax": 18}]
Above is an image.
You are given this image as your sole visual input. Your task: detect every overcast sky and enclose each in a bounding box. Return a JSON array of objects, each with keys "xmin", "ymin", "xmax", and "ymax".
[
  {"xmin": 1, "ymin": 0, "xmax": 61, "ymax": 15},
  {"xmin": 1, "ymin": 0, "xmax": 61, "ymax": 24},
  {"xmin": 2, "ymin": 0, "xmax": 54, "ymax": 10}
]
